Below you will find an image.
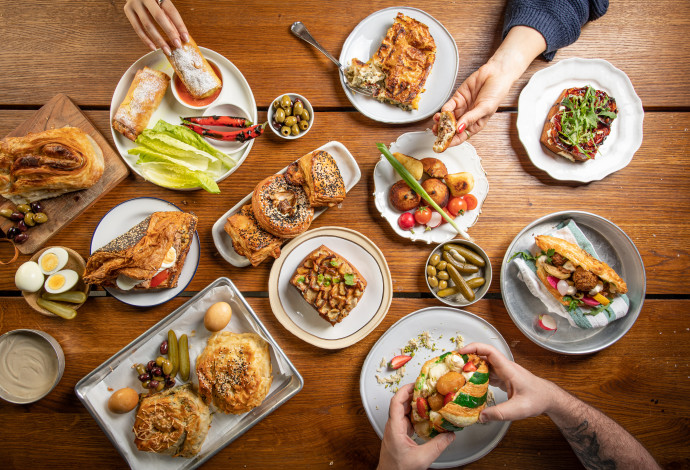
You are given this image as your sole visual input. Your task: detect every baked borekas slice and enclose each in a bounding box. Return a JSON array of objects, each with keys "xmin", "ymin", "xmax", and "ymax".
[
  {"xmin": 410, "ymin": 351, "xmax": 489, "ymax": 438},
  {"xmin": 345, "ymin": 13, "xmax": 436, "ymax": 110}
]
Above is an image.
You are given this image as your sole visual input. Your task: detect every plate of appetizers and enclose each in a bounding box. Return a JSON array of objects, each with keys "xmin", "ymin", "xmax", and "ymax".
[
  {"xmin": 500, "ymin": 211, "xmax": 645, "ymax": 354},
  {"xmin": 339, "ymin": 6, "xmax": 458, "ymax": 124},
  {"xmin": 374, "ymin": 130, "xmax": 489, "ymax": 243},
  {"xmin": 211, "ymin": 141, "xmax": 361, "ymax": 267},
  {"xmin": 75, "ymin": 277, "xmax": 303, "ymax": 470},
  {"xmin": 360, "ymin": 307, "xmax": 512, "ymax": 468},
  {"xmin": 517, "ymin": 58, "xmax": 643, "ymax": 182},
  {"xmin": 87, "ymin": 197, "xmax": 200, "ymax": 307},
  {"xmin": 110, "ymin": 41, "xmax": 258, "ymax": 191},
  {"xmin": 268, "ymin": 226, "xmax": 393, "ymax": 349}
]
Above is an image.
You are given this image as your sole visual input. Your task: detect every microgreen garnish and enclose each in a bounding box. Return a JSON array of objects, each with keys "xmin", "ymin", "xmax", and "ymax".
[{"xmin": 557, "ymin": 86, "xmax": 617, "ymax": 159}]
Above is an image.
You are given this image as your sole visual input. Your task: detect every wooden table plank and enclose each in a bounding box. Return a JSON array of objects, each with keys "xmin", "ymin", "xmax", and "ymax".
[
  {"xmin": 0, "ymin": 110, "xmax": 688, "ymax": 294},
  {"xmin": 0, "ymin": 1, "xmax": 688, "ymax": 108},
  {"xmin": 0, "ymin": 297, "xmax": 687, "ymax": 468}
]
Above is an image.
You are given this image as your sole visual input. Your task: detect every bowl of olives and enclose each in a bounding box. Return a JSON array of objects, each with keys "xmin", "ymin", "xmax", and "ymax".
[
  {"xmin": 268, "ymin": 93, "xmax": 314, "ymax": 140},
  {"xmin": 425, "ymin": 240, "xmax": 492, "ymax": 307}
]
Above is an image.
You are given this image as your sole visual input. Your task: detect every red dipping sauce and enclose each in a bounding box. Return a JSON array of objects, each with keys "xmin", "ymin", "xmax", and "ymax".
[{"xmin": 173, "ymin": 61, "xmax": 223, "ymax": 107}]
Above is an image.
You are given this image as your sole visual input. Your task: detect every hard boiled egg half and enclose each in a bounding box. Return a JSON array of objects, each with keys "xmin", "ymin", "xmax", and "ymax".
[
  {"xmin": 44, "ymin": 269, "xmax": 79, "ymax": 294},
  {"xmin": 37, "ymin": 247, "xmax": 69, "ymax": 275}
]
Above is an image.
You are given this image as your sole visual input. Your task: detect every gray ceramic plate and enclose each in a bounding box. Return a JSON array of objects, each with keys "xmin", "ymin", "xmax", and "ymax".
[{"xmin": 500, "ymin": 211, "xmax": 645, "ymax": 354}]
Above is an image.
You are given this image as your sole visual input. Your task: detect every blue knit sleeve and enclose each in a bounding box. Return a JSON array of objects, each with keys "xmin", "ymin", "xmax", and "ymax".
[{"xmin": 502, "ymin": 0, "xmax": 609, "ymax": 61}]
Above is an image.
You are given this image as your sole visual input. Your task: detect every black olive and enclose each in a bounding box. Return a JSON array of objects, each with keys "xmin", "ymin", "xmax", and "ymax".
[
  {"xmin": 30, "ymin": 202, "xmax": 43, "ymax": 213},
  {"xmin": 14, "ymin": 233, "xmax": 28, "ymax": 244},
  {"xmin": 7, "ymin": 227, "xmax": 20, "ymax": 239}
]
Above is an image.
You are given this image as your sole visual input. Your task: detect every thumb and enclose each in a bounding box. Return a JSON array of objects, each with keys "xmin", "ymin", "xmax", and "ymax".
[
  {"xmin": 417, "ymin": 432, "xmax": 455, "ymax": 462},
  {"xmin": 479, "ymin": 400, "xmax": 524, "ymax": 423}
]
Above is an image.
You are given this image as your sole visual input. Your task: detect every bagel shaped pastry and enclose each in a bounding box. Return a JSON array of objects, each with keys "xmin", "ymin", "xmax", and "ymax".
[
  {"xmin": 252, "ymin": 174, "xmax": 314, "ymax": 238},
  {"xmin": 410, "ymin": 351, "xmax": 489, "ymax": 439},
  {"xmin": 196, "ymin": 332, "xmax": 273, "ymax": 414},
  {"xmin": 534, "ymin": 235, "xmax": 627, "ymax": 309}
]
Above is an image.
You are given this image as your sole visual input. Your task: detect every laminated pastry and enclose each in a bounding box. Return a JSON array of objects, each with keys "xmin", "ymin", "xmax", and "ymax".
[
  {"xmin": 251, "ymin": 174, "xmax": 314, "ymax": 238},
  {"xmin": 534, "ymin": 235, "xmax": 628, "ymax": 309},
  {"xmin": 289, "ymin": 245, "xmax": 366, "ymax": 326},
  {"xmin": 196, "ymin": 331, "xmax": 273, "ymax": 414},
  {"xmin": 0, "ymin": 127, "xmax": 104, "ymax": 204},
  {"xmin": 433, "ymin": 111, "xmax": 456, "ymax": 153},
  {"xmin": 83, "ymin": 211, "xmax": 197, "ymax": 290},
  {"xmin": 168, "ymin": 36, "xmax": 222, "ymax": 99},
  {"xmin": 112, "ymin": 67, "xmax": 169, "ymax": 141},
  {"xmin": 133, "ymin": 384, "xmax": 212, "ymax": 458},
  {"xmin": 540, "ymin": 86, "xmax": 617, "ymax": 162},
  {"xmin": 345, "ymin": 13, "xmax": 436, "ymax": 110},
  {"xmin": 297, "ymin": 150, "xmax": 346, "ymax": 208},
  {"xmin": 410, "ymin": 351, "xmax": 490, "ymax": 439},
  {"xmin": 224, "ymin": 204, "xmax": 282, "ymax": 266}
]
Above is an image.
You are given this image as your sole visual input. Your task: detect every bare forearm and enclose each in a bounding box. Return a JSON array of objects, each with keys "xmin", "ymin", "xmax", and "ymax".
[
  {"xmin": 488, "ymin": 26, "xmax": 546, "ymax": 82},
  {"xmin": 547, "ymin": 387, "xmax": 660, "ymax": 470}
]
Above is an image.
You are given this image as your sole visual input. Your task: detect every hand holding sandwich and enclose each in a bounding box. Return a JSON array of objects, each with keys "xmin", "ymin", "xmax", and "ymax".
[{"xmin": 124, "ymin": 0, "xmax": 189, "ymax": 55}]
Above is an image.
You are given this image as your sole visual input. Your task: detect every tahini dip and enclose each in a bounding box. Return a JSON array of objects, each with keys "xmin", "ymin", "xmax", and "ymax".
[{"xmin": 0, "ymin": 332, "xmax": 58, "ymax": 401}]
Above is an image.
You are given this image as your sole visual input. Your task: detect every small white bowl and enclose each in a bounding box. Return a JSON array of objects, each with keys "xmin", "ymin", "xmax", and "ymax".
[
  {"xmin": 171, "ymin": 58, "xmax": 224, "ymax": 110},
  {"xmin": 190, "ymin": 102, "xmax": 255, "ymax": 154},
  {"xmin": 268, "ymin": 93, "xmax": 314, "ymax": 140}
]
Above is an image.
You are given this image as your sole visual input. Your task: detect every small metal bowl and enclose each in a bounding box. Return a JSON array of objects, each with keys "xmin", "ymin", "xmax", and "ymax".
[
  {"xmin": 0, "ymin": 329, "xmax": 65, "ymax": 404},
  {"xmin": 425, "ymin": 239, "xmax": 492, "ymax": 307},
  {"xmin": 267, "ymin": 93, "xmax": 314, "ymax": 140}
]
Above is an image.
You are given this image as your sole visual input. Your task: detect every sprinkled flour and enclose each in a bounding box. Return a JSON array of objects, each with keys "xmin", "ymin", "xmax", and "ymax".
[{"xmin": 170, "ymin": 44, "xmax": 221, "ymax": 97}]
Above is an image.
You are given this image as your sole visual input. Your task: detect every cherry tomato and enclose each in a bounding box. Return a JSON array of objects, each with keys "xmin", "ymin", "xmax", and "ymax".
[
  {"xmin": 463, "ymin": 194, "xmax": 478, "ymax": 211},
  {"xmin": 398, "ymin": 212, "xmax": 415, "ymax": 230},
  {"xmin": 447, "ymin": 197, "xmax": 467, "ymax": 216},
  {"xmin": 440, "ymin": 207, "xmax": 455, "ymax": 224},
  {"xmin": 414, "ymin": 206, "xmax": 432, "ymax": 225}
]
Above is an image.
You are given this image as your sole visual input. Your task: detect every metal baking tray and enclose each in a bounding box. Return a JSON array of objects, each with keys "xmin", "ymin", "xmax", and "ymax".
[{"xmin": 75, "ymin": 277, "xmax": 303, "ymax": 469}]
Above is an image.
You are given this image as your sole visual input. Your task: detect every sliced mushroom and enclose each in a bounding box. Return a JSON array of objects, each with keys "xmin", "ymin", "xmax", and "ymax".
[
  {"xmin": 562, "ymin": 261, "xmax": 577, "ymax": 272},
  {"xmin": 543, "ymin": 263, "xmax": 572, "ymax": 280}
]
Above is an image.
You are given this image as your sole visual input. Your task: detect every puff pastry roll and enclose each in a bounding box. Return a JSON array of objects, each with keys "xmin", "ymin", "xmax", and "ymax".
[
  {"xmin": 224, "ymin": 204, "xmax": 282, "ymax": 266},
  {"xmin": 112, "ymin": 66, "xmax": 169, "ymax": 141},
  {"xmin": 168, "ymin": 36, "xmax": 222, "ymax": 99},
  {"xmin": 297, "ymin": 150, "xmax": 346, "ymax": 207},
  {"xmin": 0, "ymin": 127, "xmax": 104, "ymax": 204}
]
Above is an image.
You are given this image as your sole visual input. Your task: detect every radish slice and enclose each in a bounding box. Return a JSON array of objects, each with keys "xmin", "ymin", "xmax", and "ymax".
[
  {"xmin": 557, "ymin": 279, "xmax": 570, "ymax": 296},
  {"xmin": 427, "ymin": 211, "xmax": 443, "ymax": 228},
  {"xmin": 537, "ymin": 314, "xmax": 557, "ymax": 331},
  {"xmin": 582, "ymin": 296, "xmax": 600, "ymax": 307},
  {"xmin": 546, "ymin": 276, "xmax": 559, "ymax": 289}
]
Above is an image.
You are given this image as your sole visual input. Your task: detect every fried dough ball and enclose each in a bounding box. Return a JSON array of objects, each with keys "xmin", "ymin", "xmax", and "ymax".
[
  {"xmin": 421, "ymin": 178, "xmax": 449, "ymax": 208},
  {"xmin": 389, "ymin": 180, "xmax": 421, "ymax": 211}
]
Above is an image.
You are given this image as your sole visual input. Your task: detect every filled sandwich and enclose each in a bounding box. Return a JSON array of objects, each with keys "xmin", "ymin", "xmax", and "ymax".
[{"xmin": 83, "ymin": 211, "xmax": 197, "ymax": 290}]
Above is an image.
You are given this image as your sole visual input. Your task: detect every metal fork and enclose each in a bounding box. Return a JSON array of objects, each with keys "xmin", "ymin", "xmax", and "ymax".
[{"xmin": 290, "ymin": 21, "xmax": 373, "ymax": 97}]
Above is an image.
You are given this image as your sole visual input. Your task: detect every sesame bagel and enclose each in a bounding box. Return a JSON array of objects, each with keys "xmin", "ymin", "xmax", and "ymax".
[{"xmin": 251, "ymin": 174, "xmax": 314, "ymax": 238}]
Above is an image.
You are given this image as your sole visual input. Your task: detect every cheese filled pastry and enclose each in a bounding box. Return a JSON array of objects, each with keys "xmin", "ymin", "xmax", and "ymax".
[{"xmin": 112, "ymin": 66, "xmax": 169, "ymax": 141}]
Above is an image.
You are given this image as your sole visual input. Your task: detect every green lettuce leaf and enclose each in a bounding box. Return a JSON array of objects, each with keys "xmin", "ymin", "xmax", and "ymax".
[
  {"xmin": 152, "ymin": 120, "xmax": 236, "ymax": 169},
  {"xmin": 137, "ymin": 162, "xmax": 220, "ymax": 194},
  {"xmin": 128, "ymin": 147, "xmax": 209, "ymax": 172}
]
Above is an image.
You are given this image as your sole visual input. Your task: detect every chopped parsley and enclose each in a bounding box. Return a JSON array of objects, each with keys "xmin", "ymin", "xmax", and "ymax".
[
  {"xmin": 296, "ymin": 276, "xmax": 305, "ymax": 283},
  {"xmin": 333, "ymin": 277, "xmax": 340, "ymax": 284},
  {"xmin": 509, "ymin": 248, "xmax": 555, "ymax": 263},
  {"xmin": 344, "ymin": 273, "xmax": 355, "ymax": 286},
  {"xmin": 562, "ymin": 296, "xmax": 582, "ymax": 312},
  {"xmin": 317, "ymin": 274, "xmax": 324, "ymax": 284},
  {"xmin": 330, "ymin": 260, "xmax": 340, "ymax": 267}
]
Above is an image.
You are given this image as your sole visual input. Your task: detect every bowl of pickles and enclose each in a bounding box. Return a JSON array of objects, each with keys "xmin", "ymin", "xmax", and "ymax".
[
  {"xmin": 268, "ymin": 93, "xmax": 314, "ymax": 140},
  {"xmin": 425, "ymin": 240, "xmax": 492, "ymax": 307}
]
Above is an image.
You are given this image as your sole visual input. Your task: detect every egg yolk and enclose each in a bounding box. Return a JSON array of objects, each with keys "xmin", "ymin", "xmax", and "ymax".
[
  {"xmin": 41, "ymin": 253, "xmax": 59, "ymax": 272},
  {"xmin": 163, "ymin": 247, "xmax": 176, "ymax": 265},
  {"xmin": 48, "ymin": 274, "xmax": 65, "ymax": 290}
]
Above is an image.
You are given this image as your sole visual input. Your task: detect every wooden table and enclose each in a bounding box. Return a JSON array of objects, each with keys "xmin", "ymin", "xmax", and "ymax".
[{"xmin": 1, "ymin": 1, "xmax": 689, "ymax": 468}]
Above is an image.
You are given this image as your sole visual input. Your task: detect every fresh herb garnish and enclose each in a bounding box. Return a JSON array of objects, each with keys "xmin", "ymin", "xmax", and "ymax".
[
  {"xmin": 344, "ymin": 273, "xmax": 355, "ymax": 286},
  {"xmin": 296, "ymin": 276, "xmax": 305, "ymax": 283},
  {"xmin": 562, "ymin": 295, "xmax": 582, "ymax": 312},
  {"xmin": 333, "ymin": 277, "xmax": 340, "ymax": 284},
  {"xmin": 509, "ymin": 248, "xmax": 555, "ymax": 263},
  {"xmin": 330, "ymin": 260, "xmax": 340, "ymax": 267},
  {"xmin": 557, "ymin": 86, "xmax": 617, "ymax": 159},
  {"xmin": 584, "ymin": 302, "xmax": 609, "ymax": 316},
  {"xmin": 317, "ymin": 274, "xmax": 324, "ymax": 284}
]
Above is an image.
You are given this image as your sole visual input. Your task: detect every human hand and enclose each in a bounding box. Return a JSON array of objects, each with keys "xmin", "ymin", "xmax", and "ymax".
[
  {"xmin": 124, "ymin": 0, "xmax": 189, "ymax": 55},
  {"xmin": 377, "ymin": 383, "xmax": 455, "ymax": 470},
  {"xmin": 458, "ymin": 343, "xmax": 560, "ymax": 423}
]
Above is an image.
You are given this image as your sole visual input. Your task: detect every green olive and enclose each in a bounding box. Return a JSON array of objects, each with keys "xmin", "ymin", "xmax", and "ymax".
[
  {"xmin": 24, "ymin": 212, "xmax": 35, "ymax": 227},
  {"xmin": 156, "ymin": 381, "xmax": 165, "ymax": 391},
  {"xmin": 280, "ymin": 126, "xmax": 291, "ymax": 137},
  {"xmin": 275, "ymin": 108, "xmax": 286, "ymax": 123},
  {"xmin": 426, "ymin": 265, "xmax": 437, "ymax": 277},
  {"xmin": 290, "ymin": 124, "xmax": 300, "ymax": 136},
  {"xmin": 16, "ymin": 204, "xmax": 31, "ymax": 214},
  {"xmin": 135, "ymin": 364, "xmax": 147, "ymax": 376},
  {"xmin": 429, "ymin": 254, "xmax": 440, "ymax": 266},
  {"xmin": 273, "ymin": 99, "xmax": 281, "ymax": 109},
  {"xmin": 437, "ymin": 270, "xmax": 449, "ymax": 280},
  {"xmin": 162, "ymin": 359, "xmax": 173, "ymax": 376},
  {"xmin": 427, "ymin": 276, "xmax": 439, "ymax": 288},
  {"xmin": 298, "ymin": 119, "xmax": 309, "ymax": 131},
  {"xmin": 300, "ymin": 109, "xmax": 310, "ymax": 121},
  {"xmin": 285, "ymin": 116, "xmax": 297, "ymax": 127},
  {"xmin": 436, "ymin": 261, "xmax": 447, "ymax": 271},
  {"xmin": 34, "ymin": 212, "xmax": 48, "ymax": 224},
  {"xmin": 284, "ymin": 106, "xmax": 292, "ymax": 116},
  {"xmin": 155, "ymin": 356, "xmax": 166, "ymax": 366},
  {"xmin": 438, "ymin": 280, "xmax": 448, "ymax": 290},
  {"xmin": 293, "ymin": 101, "xmax": 304, "ymax": 116},
  {"xmin": 280, "ymin": 95, "xmax": 292, "ymax": 109},
  {"xmin": 0, "ymin": 208, "xmax": 13, "ymax": 218}
]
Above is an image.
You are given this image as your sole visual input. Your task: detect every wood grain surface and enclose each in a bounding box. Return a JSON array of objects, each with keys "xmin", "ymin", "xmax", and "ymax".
[{"xmin": 1, "ymin": 1, "xmax": 689, "ymax": 469}]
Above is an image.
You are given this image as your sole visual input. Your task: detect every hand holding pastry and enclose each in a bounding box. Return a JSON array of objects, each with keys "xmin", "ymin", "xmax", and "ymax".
[{"xmin": 124, "ymin": 0, "xmax": 189, "ymax": 55}]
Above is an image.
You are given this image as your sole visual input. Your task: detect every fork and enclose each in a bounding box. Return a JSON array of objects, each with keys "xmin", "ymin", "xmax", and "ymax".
[{"xmin": 290, "ymin": 21, "xmax": 373, "ymax": 97}]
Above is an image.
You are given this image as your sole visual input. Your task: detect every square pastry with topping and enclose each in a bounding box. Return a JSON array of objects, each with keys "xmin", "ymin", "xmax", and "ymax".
[{"xmin": 289, "ymin": 245, "xmax": 366, "ymax": 326}]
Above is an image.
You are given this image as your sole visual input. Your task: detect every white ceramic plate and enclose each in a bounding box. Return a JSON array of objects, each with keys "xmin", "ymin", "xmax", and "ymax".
[
  {"xmin": 517, "ymin": 58, "xmax": 643, "ymax": 182},
  {"xmin": 212, "ymin": 141, "xmax": 362, "ymax": 267},
  {"xmin": 90, "ymin": 197, "xmax": 200, "ymax": 307},
  {"xmin": 374, "ymin": 130, "xmax": 489, "ymax": 243},
  {"xmin": 339, "ymin": 6, "xmax": 458, "ymax": 124},
  {"xmin": 268, "ymin": 227, "xmax": 393, "ymax": 349},
  {"xmin": 360, "ymin": 307, "xmax": 512, "ymax": 468},
  {"xmin": 109, "ymin": 47, "xmax": 257, "ymax": 189}
]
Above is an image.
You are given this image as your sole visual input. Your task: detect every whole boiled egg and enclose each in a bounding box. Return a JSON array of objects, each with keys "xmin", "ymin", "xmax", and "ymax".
[
  {"xmin": 37, "ymin": 247, "xmax": 69, "ymax": 275},
  {"xmin": 15, "ymin": 261, "xmax": 45, "ymax": 292},
  {"xmin": 44, "ymin": 269, "xmax": 79, "ymax": 294}
]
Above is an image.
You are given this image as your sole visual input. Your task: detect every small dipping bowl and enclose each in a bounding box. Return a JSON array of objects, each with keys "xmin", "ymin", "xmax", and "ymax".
[
  {"xmin": 171, "ymin": 58, "xmax": 224, "ymax": 110},
  {"xmin": 193, "ymin": 102, "xmax": 255, "ymax": 154},
  {"xmin": 425, "ymin": 239, "xmax": 492, "ymax": 307},
  {"xmin": 268, "ymin": 93, "xmax": 314, "ymax": 140},
  {"xmin": 0, "ymin": 329, "xmax": 65, "ymax": 404}
]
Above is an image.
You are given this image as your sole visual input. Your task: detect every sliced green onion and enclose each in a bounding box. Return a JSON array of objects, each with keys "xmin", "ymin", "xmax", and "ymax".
[{"xmin": 377, "ymin": 143, "xmax": 470, "ymax": 240}]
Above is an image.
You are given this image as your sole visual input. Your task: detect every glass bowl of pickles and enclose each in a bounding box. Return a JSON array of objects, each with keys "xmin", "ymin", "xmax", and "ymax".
[{"xmin": 425, "ymin": 240, "xmax": 492, "ymax": 307}]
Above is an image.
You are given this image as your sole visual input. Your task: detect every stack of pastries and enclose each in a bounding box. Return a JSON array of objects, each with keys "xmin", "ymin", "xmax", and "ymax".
[{"xmin": 225, "ymin": 149, "xmax": 346, "ymax": 266}]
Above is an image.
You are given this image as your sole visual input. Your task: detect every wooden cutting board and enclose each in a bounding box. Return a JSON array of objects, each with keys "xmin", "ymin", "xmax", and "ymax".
[{"xmin": 0, "ymin": 93, "xmax": 129, "ymax": 253}]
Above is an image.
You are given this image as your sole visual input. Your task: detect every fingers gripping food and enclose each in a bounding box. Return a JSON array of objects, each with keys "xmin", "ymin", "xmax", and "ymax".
[
  {"xmin": 411, "ymin": 351, "xmax": 490, "ymax": 438},
  {"xmin": 112, "ymin": 67, "xmax": 169, "ymax": 142},
  {"xmin": 433, "ymin": 111, "xmax": 456, "ymax": 153},
  {"xmin": 167, "ymin": 36, "xmax": 222, "ymax": 99},
  {"xmin": 0, "ymin": 127, "xmax": 104, "ymax": 204}
]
